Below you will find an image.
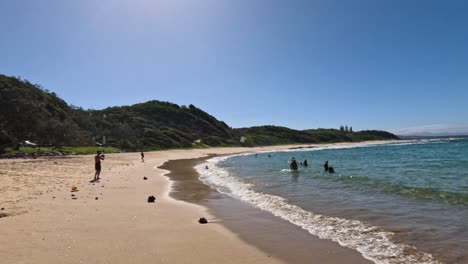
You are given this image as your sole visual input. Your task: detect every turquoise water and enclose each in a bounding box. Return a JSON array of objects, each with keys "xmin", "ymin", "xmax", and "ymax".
[{"xmin": 198, "ymin": 138, "xmax": 468, "ymax": 263}]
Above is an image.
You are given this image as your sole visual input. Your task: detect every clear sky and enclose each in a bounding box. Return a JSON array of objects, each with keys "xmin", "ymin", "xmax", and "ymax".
[{"xmin": 1, "ymin": 0, "xmax": 468, "ymax": 134}]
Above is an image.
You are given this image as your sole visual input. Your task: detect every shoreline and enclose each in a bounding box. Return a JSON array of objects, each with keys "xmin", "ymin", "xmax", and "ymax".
[
  {"xmin": 159, "ymin": 157, "xmax": 372, "ymax": 264},
  {"xmin": 0, "ymin": 140, "xmax": 399, "ymax": 263}
]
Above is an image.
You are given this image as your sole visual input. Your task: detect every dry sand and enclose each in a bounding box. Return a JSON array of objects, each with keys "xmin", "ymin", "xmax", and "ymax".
[{"xmin": 0, "ymin": 142, "xmax": 396, "ymax": 263}]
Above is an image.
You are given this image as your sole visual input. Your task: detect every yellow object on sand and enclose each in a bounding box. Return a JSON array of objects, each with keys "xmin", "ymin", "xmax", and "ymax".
[{"xmin": 71, "ymin": 185, "xmax": 77, "ymax": 191}]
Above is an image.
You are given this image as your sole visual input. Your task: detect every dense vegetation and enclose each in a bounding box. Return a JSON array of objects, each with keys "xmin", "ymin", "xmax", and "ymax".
[
  {"xmin": 236, "ymin": 126, "xmax": 398, "ymax": 146},
  {"xmin": 0, "ymin": 74, "xmax": 399, "ymax": 154}
]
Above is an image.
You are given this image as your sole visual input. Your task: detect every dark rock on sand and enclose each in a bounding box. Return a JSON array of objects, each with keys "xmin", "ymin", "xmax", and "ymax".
[
  {"xmin": 198, "ymin": 217, "xmax": 208, "ymax": 224},
  {"xmin": 143, "ymin": 177, "xmax": 147, "ymax": 180},
  {"xmin": 147, "ymin": 196, "xmax": 156, "ymax": 203}
]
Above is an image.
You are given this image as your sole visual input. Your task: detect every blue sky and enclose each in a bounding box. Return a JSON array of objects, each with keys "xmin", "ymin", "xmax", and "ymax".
[{"xmin": 1, "ymin": 0, "xmax": 468, "ymax": 134}]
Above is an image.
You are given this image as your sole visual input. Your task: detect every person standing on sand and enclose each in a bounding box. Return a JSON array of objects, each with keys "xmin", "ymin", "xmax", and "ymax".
[
  {"xmin": 94, "ymin": 151, "xmax": 105, "ymax": 181},
  {"xmin": 141, "ymin": 151, "xmax": 145, "ymax": 162}
]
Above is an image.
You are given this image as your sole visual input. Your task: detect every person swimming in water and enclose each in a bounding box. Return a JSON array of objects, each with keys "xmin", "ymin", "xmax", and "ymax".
[
  {"xmin": 303, "ymin": 159, "xmax": 308, "ymax": 166},
  {"xmin": 324, "ymin": 161, "xmax": 335, "ymax": 173},
  {"xmin": 290, "ymin": 157, "xmax": 298, "ymax": 170}
]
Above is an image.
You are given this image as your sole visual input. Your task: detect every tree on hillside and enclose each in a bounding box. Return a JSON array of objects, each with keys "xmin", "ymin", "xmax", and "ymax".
[
  {"xmin": 0, "ymin": 130, "xmax": 16, "ymax": 153},
  {"xmin": 350, "ymin": 126, "xmax": 353, "ymax": 133}
]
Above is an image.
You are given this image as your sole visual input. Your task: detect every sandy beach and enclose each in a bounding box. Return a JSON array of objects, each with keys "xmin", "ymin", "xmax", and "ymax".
[{"xmin": 0, "ymin": 142, "xmax": 396, "ymax": 264}]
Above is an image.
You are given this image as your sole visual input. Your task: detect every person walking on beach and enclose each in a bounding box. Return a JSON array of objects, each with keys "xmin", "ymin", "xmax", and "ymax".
[
  {"xmin": 324, "ymin": 160, "xmax": 329, "ymax": 172},
  {"xmin": 94, "ymin": 151, "xmax": 105, "ymax": 181},
  {"xmin": 141, "ymin": 151, "xmax": 145, "ymax": 162}
]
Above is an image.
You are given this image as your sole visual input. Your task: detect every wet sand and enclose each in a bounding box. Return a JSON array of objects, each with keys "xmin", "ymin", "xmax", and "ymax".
[{"xmin": 160, "ymin": 157, "xmax": 372, "ymax": 264}]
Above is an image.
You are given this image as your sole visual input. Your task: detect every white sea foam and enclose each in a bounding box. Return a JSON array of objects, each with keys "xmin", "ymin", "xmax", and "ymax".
[{"xmin": 196, "ymin": 146, "xmax": 441, "ymax": 264}]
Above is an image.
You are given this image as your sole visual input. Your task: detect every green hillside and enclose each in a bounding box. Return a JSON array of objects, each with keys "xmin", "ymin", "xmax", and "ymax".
[
  {"xmin": 0, "ymin": 75, "xmax": 92, "ymax": 149},
  {"xmin": 235, "ymin": 126, "xmax": 399, "ymax": 146},
  {"xmin": 0, "ymin": 74, "xmax": 399, "ymax": 154}
]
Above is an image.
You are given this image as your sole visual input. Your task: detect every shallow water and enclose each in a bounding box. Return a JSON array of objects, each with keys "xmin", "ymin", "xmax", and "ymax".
[{"xmin": 197, "ymin": 139, "xmax": 468, "ymax": 263}]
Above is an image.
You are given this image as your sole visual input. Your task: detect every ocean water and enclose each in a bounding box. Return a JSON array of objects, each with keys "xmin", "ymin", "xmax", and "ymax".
[{"xmin": 196, "ymin": 138, "xmax": 468, "ymax": 264}]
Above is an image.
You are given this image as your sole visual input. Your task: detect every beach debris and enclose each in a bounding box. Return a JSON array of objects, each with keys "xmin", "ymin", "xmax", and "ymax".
[
  {"xmin": 147, "ymin": 196, "xmax": 156, "ymax": 203},
  {"xmin": 71, "ymin": 185, "xmax": 78, "ymax": 191},
  {"xmin": 95, "ymin": 197, "xmax": 99, "ymax": 200},
  {"xmin": 198, "ymin": 217, "xmax": 208, "ymax": 224},
  {"xmin": 71, "ymin": 194, "xmax": 75, "ymax": 197},
  {"xmin": 143, "ymin": 177, "xmax": 148, "ymax": 180}
]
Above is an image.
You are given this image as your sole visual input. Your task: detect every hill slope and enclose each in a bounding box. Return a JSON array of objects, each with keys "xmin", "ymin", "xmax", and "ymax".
[
  {"xmin": 235, "ymin": 126, "xmax": 399, "ymax": 146},
  {"xmin": 0, "ymin": 74, "xmax": 399, "ymax": 153}
]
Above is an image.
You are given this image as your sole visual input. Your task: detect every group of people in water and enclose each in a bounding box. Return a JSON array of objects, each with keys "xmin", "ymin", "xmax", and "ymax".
[
  {"xmin": 289, "ymin": 157, "xmax": 334, "ymax": 173},
  {"xmin": 255, "ymin": 153, "xmax": 335, "ymax": 173}
]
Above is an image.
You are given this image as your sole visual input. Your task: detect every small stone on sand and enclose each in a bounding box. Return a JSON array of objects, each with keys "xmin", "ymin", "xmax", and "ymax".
[{"xmin": 147, "ymin": 196, "xmax": 156, "ymax": 203}]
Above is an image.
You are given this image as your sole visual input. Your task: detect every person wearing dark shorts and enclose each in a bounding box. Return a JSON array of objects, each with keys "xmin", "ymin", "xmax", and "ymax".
[{"xmin": 94, "ymin": 151, "xmax": 105, "ymax": 181}]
